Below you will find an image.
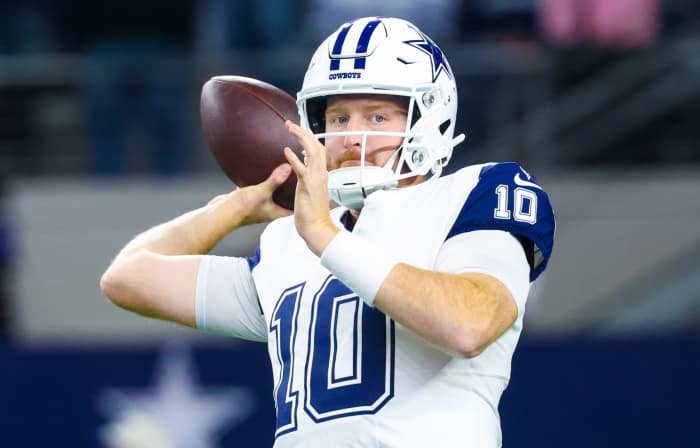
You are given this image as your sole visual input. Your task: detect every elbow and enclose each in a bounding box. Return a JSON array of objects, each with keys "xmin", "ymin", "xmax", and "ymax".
[
  {"xmin": 448, "ymin": 286, "xmax": 518, "ymax": 358},
  {"xmin": 450, "ymin": 326, "xmax": 491, "ymax": 359},
  {"xmin": 100, "ymin": 261, "xmax": 137, "ymax": 311},
  {"xmin": 453, "ymin": 337, "xmax": 486, "ymax": 359},
  {"xmin": 450, "ymin": 311, "xmax": 517, "ymax": 358},
  {"xmin": 100, "ymin": 267, "xmax": 125, "ymax": 307}
]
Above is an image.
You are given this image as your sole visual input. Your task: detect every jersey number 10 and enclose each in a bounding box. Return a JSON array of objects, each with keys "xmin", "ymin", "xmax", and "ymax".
[
  {"xmin": 270, "ymin": 276, "xmax": 395, "ymax": 437},
  {"xmin": 494, "ymin": 185, "xmax": 538, "ymax": 224}
]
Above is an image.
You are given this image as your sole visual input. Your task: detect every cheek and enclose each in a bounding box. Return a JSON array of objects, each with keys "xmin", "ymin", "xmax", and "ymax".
[
  {"xmin": 324, "ymin": 137, "xmax": 345, "ymax": 166},
  {"xmin": 324, "ymin": 137, "xmax": 344, "ymax": 154},
  {"xmin": 367, "ymin": 136, "xmax": 403, "ymax": 162}
]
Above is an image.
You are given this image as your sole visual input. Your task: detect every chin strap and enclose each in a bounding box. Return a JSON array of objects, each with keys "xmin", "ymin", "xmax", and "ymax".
[{"xmin": 328, "ymin": 166, "xmax": 398, "ymax": 209}]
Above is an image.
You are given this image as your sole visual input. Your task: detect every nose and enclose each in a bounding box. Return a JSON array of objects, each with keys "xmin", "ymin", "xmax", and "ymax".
[{"xmin": 343, "ymin": 115, "xmax": 363, "ymax": 151}]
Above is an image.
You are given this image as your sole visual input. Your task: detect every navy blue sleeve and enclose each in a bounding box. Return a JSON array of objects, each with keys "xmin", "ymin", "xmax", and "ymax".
[
  {"xmin": 446, "ymin": 162, "xmax": 555, "ymax": 281},
  {"xmin": 245, "ymin": 245, "xmax": 264, "ymax": 315},
  {"xmin": 246, "ymin": 245, "xmax": 261, "ymax": 272}
]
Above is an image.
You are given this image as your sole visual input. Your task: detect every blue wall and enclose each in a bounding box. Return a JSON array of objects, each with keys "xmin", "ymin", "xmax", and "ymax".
[
  {"xmin": 502, "ymin": 336, "xmax": 700, "ymax": 447},
  {"xmin": 1, "ymin": 337, "xmax": 698, "ymax": 447}
]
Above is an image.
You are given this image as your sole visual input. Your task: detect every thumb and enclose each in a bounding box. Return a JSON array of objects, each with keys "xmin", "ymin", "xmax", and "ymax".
[{"xmin": 264, "ymin": 163, "xmax": 292, "ymax": 190}]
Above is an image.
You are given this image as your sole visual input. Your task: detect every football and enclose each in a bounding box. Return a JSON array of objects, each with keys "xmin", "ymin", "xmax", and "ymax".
[{"xmin": 200, "ymin": 75, "xmax": 303, "ymax": 209}]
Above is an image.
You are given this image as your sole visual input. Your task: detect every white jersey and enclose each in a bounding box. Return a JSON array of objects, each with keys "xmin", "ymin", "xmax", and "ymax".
[{"xmin": 196, "ymin": 162, "xmax": 555, "ymax": 447}]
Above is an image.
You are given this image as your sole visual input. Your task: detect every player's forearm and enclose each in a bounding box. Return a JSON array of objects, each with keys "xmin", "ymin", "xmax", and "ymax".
[
  {"xmin": 115, "ymin": 192, "xmax": 247, "ymax": 260},
  {"xmin": 320, "ymin": 231, "xmax": 517, "ymax": 357},
  {"xmin": 375, "ymin": 265, "xmax": 517, "ymax": 358}
]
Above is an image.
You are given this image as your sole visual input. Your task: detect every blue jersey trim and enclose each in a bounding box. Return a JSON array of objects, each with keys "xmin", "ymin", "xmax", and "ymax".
[
  {"xmin": 246, "ymin": 245, "xmax": 261, "ymax": 272},
  {"xmin": 446, "ymin": 162, "xmax": 555, "ymax": 281},
  {"xmin": 246, "ymin": 245, "xmax": 264, "ymax": 315}
]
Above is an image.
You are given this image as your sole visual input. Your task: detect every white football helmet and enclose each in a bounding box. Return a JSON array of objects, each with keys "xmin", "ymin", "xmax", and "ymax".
[{"xmin": 297, "ymin": 17, "xmax": 465, "ymax": 209}]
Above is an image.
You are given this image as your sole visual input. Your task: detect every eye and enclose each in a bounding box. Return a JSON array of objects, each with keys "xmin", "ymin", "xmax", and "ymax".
[
  {"xmin": 326, "ymin": 115, "xmax": 348, "ymax": 127},
  {"xmin": 372, "ymin": 114, "xmax": 385, "ymax": 124}
]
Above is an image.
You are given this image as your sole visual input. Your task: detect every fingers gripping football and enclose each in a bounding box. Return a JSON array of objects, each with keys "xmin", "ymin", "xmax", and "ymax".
[{"xmin": 235, "ymin": 164, "xmax": 294, "ymax": 226}]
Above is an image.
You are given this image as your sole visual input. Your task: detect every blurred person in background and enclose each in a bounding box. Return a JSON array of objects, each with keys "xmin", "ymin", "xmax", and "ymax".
[
  {"xmin": 101, "ymin": 17, "xmax": 555, "ymax": 447},
  {"xmin": 0, "ymin": 0, "xmax": 59, "ymax": 54},
  {"xmin": 57, "ymin": 0, "xmax": 194, "ymax": 175},
  {"xmin": 539, "ymin": 0, "xmax": 660, "ymax": 48},
  {"xmin": 457, "ymin": 0, "xmax": 540, "ymax": 163},
  {"xmin": 195, "ymin": 0, "xmax": 303, "ymax": 50}
]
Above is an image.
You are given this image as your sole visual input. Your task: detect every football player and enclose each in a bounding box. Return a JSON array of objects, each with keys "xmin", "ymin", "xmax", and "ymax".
[{"xmin": 101, "ymin": 17, "xmax": 555, "ymax": 447}]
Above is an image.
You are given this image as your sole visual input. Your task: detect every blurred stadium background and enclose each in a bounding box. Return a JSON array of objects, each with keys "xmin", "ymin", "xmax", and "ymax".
[{"xmin": 1, "ymin": 0, "xmax": 699, "ymax": 447}]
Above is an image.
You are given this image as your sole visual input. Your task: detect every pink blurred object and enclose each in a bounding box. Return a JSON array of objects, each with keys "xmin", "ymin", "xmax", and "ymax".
[
  {"xmin": 539, "ymin": 0, "xmax": 585, "ymax": 46},
  {"xmin": 590, "ymin": 0, "xmax": 661, "ymax": 48},
  {"xmin": 539, "ymin": 0, "xmax": 661, "ymax": 48}
]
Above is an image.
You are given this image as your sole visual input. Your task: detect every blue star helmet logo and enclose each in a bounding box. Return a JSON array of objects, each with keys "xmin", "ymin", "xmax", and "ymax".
[{"xmin": 403, "ymin": 31, "xmax": 452, "ymax": 83}]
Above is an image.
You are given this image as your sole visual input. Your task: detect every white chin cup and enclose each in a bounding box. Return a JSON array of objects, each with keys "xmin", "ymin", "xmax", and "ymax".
[{"xmin": 328, "ymin": 166, "xmax": 398, "ymax": 209}]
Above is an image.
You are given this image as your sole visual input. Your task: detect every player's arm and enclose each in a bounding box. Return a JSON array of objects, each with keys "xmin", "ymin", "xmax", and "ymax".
[
  {"xmin": 99, "ymin": 164, "xmax": 293, "ymax": 327},
  {"xmin": 319, "ymin": 228, "xmax": 526, "ymax": 358},
  {"xmin": 374, "ymin": 261, "xmax": 518, "ymax": 358}
]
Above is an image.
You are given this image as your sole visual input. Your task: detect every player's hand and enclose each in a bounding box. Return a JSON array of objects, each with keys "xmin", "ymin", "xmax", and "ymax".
[
  {"xmin": 284, "ymin": 120, "xmax": 340, "ymax": 256},
  {"xmin": 227, "ymin": 163, "xmax": 294, "ymax": 226}
]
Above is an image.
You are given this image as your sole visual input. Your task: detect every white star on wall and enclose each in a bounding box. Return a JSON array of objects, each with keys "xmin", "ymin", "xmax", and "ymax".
[{"xmin": 98, "ymin": 344, "xmax": 257, "ymax": 448}]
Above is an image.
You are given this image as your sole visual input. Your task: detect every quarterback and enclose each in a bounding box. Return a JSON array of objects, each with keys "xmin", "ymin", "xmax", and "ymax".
[{"xmin": 101, "ymin": 17, "xmax": 555, "ymax": 447}]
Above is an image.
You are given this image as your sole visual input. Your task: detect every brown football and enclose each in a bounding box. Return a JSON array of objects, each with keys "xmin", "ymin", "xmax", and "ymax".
[{"xmin": 200, "ymin": 75, "xmax": 302, "ymax": 209}]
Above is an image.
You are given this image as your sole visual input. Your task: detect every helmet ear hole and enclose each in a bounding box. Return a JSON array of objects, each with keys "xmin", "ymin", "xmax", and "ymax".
[
  {"xmin": 439, "ymin": 119, "xmax": 451, "ymax": 135},
  {"xmin": 410, "ymin": 106, "xmax": 421, "ymax": 127}
]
